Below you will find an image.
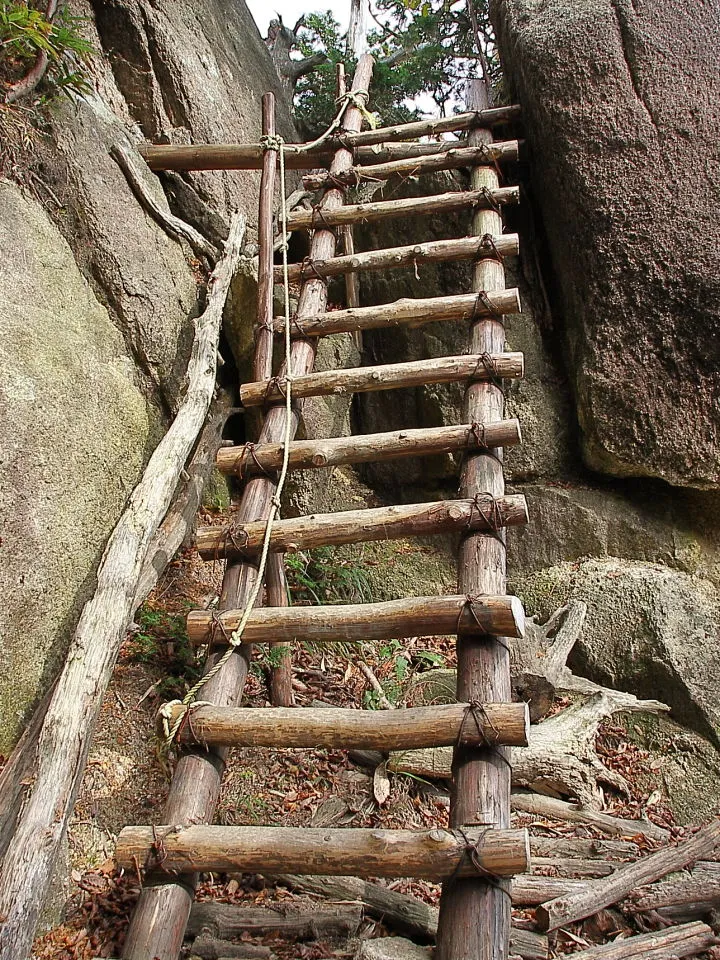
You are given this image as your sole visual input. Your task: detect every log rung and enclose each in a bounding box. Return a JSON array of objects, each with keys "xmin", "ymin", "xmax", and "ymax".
[
  {"xmin": 161, "ymin": 701, "xmax": 530, "ymax": 749},
  {"xmin": 115, "ymin": 825, "xmax": 530, "ymax": 881},
  {"xmin": 216, "ymin": 420, "xmax": 522, "ymax": 476},
  {"xmin": 240, "ymin": 353, "xmax": 524, "ymax": 408},
  {"xmin": 196, "ymin": 494, "xmax": 528, "ymax": 560},
  {"xmin": 286, "ymin": 186, "xmax": 520, "ymax": 232},
  {"xmin": 275, "ymin": 234, "xmax": 519, "ymax": 284},
  {"xmin": 272, "ymin": 289, "xmax": 519, "ymax": 339},
  {"xmin": 187, "ymin": 593, "xmax": 525, "ymax": 645},
  {"xmin": 302, "ymin": 141, "xmax": 521, "ymax": 191}
]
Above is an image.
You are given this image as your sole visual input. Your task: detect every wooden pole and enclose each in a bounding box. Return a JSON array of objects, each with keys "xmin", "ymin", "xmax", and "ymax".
[
  {"xmin": 286, "ymin": 186, "xmax": 519, "ymax": 231},
  {"xmin": 121, "ymin": 56, "xmax": 376, "ymax": 960},
  {"xmin": 240, "ymin": 353, "xmax": 524, "ymax": 407},
  {"xmin": 163, "ymin": 701, "xmax": 530, "ymax": 749},
  {"xmin": 557, "ymin": 921, "xmax": 718, "ymax": 960},
  {"xmin": 271, "ymin": 289, "xmax": 520, "ymax": 338},
  {"xmin": 436, "ymin": 80, "xmax": 514, "ymax": 960},
  {"xmin": 116, "ymin": 825, "xmax": 531, "ymax": 880},
  {"xmin": 302, "ymin": 141, "xmax": 520, "ymax": 190},
  {"xmin": 0, "ymin": 216, "xmax": 247, "ymax": 960},
  {"xmin": 137, "ymin": 106, "xmax": 521, "ymax": 171},
  {"xmin": 217, "ymin": 420, "xmax": 522, "ymax": 476},
  {"xmin": 196, "ymin": 494, "xmax": 529, "ymax": 559},
  {"xmin": 276, "ymin": 234, "xmax": 519, "ymax": 284},
  {"xmin": 188, "ymin": 593, "xmax": 525, "ymax": 645}
]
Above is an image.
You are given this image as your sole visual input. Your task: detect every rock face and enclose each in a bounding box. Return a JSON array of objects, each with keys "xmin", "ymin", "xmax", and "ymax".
[
  {"xmin": 517, "ymin": 559, "xmax": 720, "ymax": 747},
  {"xmin": 0, "ymin": 0, "xmax": 293, "ymax": 750},
  {"xmin": 0, "ymin": 181, "xmax": 157, "ymax": 751},
  {"xmin": 491, "ymin": 0, "xmax": 720, "ymax": 487}
]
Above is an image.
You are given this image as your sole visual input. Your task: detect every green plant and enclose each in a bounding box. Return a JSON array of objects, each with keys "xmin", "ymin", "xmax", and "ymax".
[
  {"xmin": 286, "ymin": 547, "xmax": 373, "ymax": 605},
  {"xmin": 126, "ymin": 604, "xmax": 201, "ymax": 700},
  {"xmin": 0, "ymin": 2, "xmax": 93, "ymax": 101}
]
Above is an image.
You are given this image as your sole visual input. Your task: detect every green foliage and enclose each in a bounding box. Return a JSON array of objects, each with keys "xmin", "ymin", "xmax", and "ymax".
[
  {"xmin": 0, "ymin": 1, "xmax": 94, "ymax": 101},
  {"xmin": 292, "ymin": 0, "xmax": 501, "ymax": 137},
  {"xmin": 285, "ymin": 546, "xmax": 373, "ymax": 605},
  {"xmin": 126, "ymin": 604, "xmax": 201, "ymax": 699}
]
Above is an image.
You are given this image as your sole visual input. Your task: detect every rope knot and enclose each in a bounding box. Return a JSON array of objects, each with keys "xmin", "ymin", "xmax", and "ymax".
[{"xmin": 260, "ymin": 134, "xmax": 284, "ymax": 152}]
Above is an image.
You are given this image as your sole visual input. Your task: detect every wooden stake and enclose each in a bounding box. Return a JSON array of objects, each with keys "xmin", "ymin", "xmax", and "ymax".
[
  {"xmin": 196, "ymin": 494, "xmax": 529, "ymax": 559},
  {"xmin": 536, "ymin": 818, "xmax": 720, "ymax": 932},
  {"xmin": 271, "ymin": 289, "xmax": 520, "ymax": 337},
  {"xmin": 218, "ymin": 420, "xmax": 522, "ymax": 476},
  {"xmin": 276, "ymin": 234, "xmax": 519, "ymax": 284},
  {"xmin": 116, "ymin": 825, "xmax": 530, "ymax": 880},
  {"xmin": 121, "ymin": 57, "xmax": 376, "ymax": 960},
  {"xmin": 266, "ymin": 551, "xmax": 293, "ymax": 707},
  {"xmin": 254, "ymin": 94, "xmax": 277, "ymax": 383},
  {"xmin": 137, "ymin": 106, "xmax": 521, "ymax": 172},
  {"xmin": 188, "ymin": 593, "xmax": 525, "ymax": 645},
  {"xmin": 303, "ymin": 142, "xmax": 520, "ymax": 190},
  {"xmin": 240, "ymin": 353, "xmax": 524, "ymax": 407},
  {"xmin": 162, "ymin": 701, "xmax": 530, "ymax": 749},
  {"xmin": 0, "ymin": 215, "xmax": 247, "ymax": 960},
  {"xmin": 286, "ymin": 186, "xmax": 519, "ymax": 231},
  {"xmin": 436, "ymin": 80, "xmax": 513, "ymax": 960}
]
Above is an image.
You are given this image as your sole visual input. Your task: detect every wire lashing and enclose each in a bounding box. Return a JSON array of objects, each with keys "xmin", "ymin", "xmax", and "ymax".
[{"xmin": 446, "ymin": 827, "xmax": 512, "ymax": 897}]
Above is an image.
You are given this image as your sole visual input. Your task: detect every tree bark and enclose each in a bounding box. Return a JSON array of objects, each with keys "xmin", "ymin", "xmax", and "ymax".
[
  {"xmin": 559, "ymin": 921, "xmax": 718, "ymax": 960},
  {"xmin": 510, "ymin": 792, "xmax": 669, "ymax": 841},
  {"xmin": 187, "ymin": 901, "xmax": 364, "ymax": 939}
]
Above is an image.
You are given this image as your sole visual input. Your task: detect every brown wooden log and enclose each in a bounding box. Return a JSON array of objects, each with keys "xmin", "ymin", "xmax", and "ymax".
[
  {"xmin": 531, "ymin": 857, "xmax": 614, "ymax": 878},
  {"xmin": 286, "ymin": 187, "xmax": 519, "ymax": 232},
  {"xmin": 116, "ymin": 825, "xmax": 530, "ymax": 879},
  {"xmin": 187, "ymin": 901, "xmax": 364, "ymax": 940},
  {"xmin": 530, "ymin": 836, "xmax": 639, "ymax": 860},
  {"xmin": 197, "ymin": 494, "xmax": 529, "ymax": 560},
  {"xmin": 254, "ymin": 94, "xmax": 277, "ymax": 384},
  {"xmin": 0, "ymin": 215, "xmax": 247, "ymax": 960},
  {"xmin": 187, "ymin": 593, "xmax": 525, "ymax": 645},
  {"xmin": 137, "ymin": 106, "xmax": 521, "ymax": 172},
  {"xmin": 271, "ymin": 288, "xmax": 520, "ymax": 338},
  {"xmin": 355, "ymin": 139, "xmax": 471, "ymax": 163},
  {"xmin": 302, "ymin": 142, "xmax": 520, "ymax": 190},
  {"xmin": 624, "ymin": 860, "xmax": 720, "ymax": 913},
  {"xmin": 510, "ymin": 791, "xmax": 669, "ymax": 841},
  {"xmin": 436, "ymin": 81, "xmax": 512, "ymax": 960},
  {"xmin": 266, "ymin": 551, "xmax": 293, "ymax": 707},
  {"xmin": 218, "ymin": 420, "xmax": 522, "ymax": 476},
  {"xmin": 559, "ymin": 921, "xmax": 718, "ymax": 960},
  {"xmin": 190, "ymin": 936, "xmax": 271, "ymax": 960},
  {"xmin": 162, "ymin": 701, "xmax": 530, "ymax": 750},
  {"xmin": 271, "ymin": 875, "xmax": 547, "ymax": 959},
  {"xmin": 276, "ymin": 234, "xmax": 519, "ymax": 284},
  {"xmin": 240, "ymin": 353, "xmax": 524, "ymax": 408},
  {"xmin": 121, "ymin": 56, "xmax": 376, "ymax": 960},
  {"xmin": 511, "ymin": 876, "xmax": 589, "ymax": 905},
  {"xmin": 536, "ymin": 819, "xmax": 720, "ymax": 932}
]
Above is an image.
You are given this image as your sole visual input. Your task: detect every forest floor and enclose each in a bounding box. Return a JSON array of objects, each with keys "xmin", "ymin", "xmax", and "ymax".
[{"xmin": 26, "ymin": 502, "xmax": 716, "ymax": 960}]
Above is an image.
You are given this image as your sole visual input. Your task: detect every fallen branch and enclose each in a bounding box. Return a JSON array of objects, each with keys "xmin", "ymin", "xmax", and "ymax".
[
  {"xmin": 187, "ymin": 901, "xmax": 364, "ymax": 940},
  {"xmin": 623, "ymin": 860, "xmax": 720, "ymax": 914},
  {"xmin": 560, "ymin": 920, "xmax": 717, "ymax": 959},
  {"xmin": 510, "ymin": 792, "xmax": 669, "ymax": 841},
  {"xmin": 273, "ymin": 875, "xmax": 547, "ymax": 958},
  {"xmin": 110, "ymin": 139, "xmax": 219, "ymax": 262},
  {"xmin": 0, "ymin": 214, "xmax": 246, "ymax": 960},
  {"xmin": 190, "ymin": 936, "xmax": 271, "ymax": 960},
  {"xmin": 536, "ymin": 819, "xmax": 720, "ymax": 932}
]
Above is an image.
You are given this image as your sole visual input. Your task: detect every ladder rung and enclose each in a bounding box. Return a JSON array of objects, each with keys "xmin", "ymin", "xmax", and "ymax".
[
  {"xmin": 302, "ymin": 142, "xmax": 520, "ymax": 191},
  {"xmin": 162, "ymin": 701, "xmax": 530, "ymax": 750},
  {"xmin": 275, "ymin": 234, "xmax": 519, "ymax": 284},
  {"xmin": 115, "ymin": 825, "xmax": 530, "ymax": 880},
  {"xmin": 196, "ymin": 494, "xmax": 528, "ymax": 560},
  {"xmin": 273, "ymin": 289, "xmax": 519, "ymax": 339},
  {"xmin": 187, "ymin": 593, "xmax": 525, "ymax": 645},
  {"xmin": 217, "ymin": 420, "xmax": 522, "ymax": 476},
  {"xmin": 286, "ymin": 187, "xmax": 519, "ymax": 232},
  {"xmin": 240, "ymin": 352, "xmax": 524, "ymax": 407}
]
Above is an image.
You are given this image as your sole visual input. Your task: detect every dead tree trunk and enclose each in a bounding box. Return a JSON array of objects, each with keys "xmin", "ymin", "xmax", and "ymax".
[{"xmin": 266, "ymin": 17, "xmax": 328, "ymax": 95}]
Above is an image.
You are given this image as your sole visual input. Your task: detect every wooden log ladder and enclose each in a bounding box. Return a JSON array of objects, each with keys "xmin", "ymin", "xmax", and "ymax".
[{"xmin": 119, "ymin": 57, "xmax": 529, "ymax": 960}]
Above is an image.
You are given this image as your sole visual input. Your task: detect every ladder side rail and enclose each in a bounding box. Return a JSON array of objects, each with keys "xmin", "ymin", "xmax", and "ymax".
[
  {"xmin": 121, "ymin": 54, "xmax": 375, "ymax": 960},
  {"xmin": 436, "ymin": 80, "xmax": 516, "ymax": 960}
]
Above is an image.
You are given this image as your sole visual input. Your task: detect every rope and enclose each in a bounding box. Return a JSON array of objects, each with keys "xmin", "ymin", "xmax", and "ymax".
[{"xmin": 161, "ymin": 135, "xmax": 294, "ymax": 745}]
